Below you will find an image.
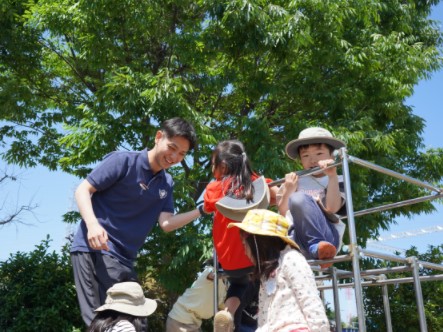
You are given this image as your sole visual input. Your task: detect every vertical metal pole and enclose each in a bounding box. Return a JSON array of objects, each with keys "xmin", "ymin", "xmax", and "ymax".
[
  {"xmin": 340, "ymin": 148, "xmax": 366, "ymax": 332},
  {"xmin": 213, "ymin": 248, "xmax": 219, "ymax": 317},
  {"xmin": 380, "ymin": 275, "xmax": 393, "ymax": 332},
  {"xmin": 409, "ymin": 257, "xmax": 428, "ymax": 331},
  {"xmin": 319, "ymin": 270, "xmax": 326, "ymax": 303},
  {"xmin": 331, "ymin": 267, "xmax": 342, "ymax": 332}
]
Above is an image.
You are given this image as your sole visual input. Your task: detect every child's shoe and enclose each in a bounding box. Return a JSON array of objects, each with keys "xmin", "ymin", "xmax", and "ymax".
[
  {"xmin": 312, "ymin": 241, "xmax": 337, "ymax": 268},
  {"xmin": 214, "ymin": 309, "xmax": 234, "ymax": 332}
]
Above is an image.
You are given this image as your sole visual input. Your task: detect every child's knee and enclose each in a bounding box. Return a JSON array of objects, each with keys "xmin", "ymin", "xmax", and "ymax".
[{"xmin": 288, "ymin": 192, "xmax": 307, "ymax": 211}]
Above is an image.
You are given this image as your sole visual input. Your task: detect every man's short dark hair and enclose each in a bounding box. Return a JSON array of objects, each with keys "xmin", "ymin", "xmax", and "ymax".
[{"xmin": 161, "ymin": 117, "xmax": 197, "ymax": 150}]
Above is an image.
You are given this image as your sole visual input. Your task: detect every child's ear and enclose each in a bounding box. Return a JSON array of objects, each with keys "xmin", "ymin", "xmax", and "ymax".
[{"xmin": 220, "ymin": 162, "xmax": 228, "ymax": 175}]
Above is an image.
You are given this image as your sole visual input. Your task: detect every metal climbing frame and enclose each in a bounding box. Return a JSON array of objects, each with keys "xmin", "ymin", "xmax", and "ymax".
[
  {"xmin": 313, "ymin": 147, "xmax": 443, "ymax": 332},
  {"xmin": 211, "ymin": 147, "xmax": 443, "ymax": 331}
]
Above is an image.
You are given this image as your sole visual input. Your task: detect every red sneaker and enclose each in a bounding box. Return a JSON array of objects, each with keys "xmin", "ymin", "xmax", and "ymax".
[{"xmin": 317, "ymin": 241, "xmax": 337, "ymax": 268}]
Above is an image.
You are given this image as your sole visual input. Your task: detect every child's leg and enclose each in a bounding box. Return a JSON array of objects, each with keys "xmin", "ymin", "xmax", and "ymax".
[
  {"xmin": 239, "ymin": 280, "xmax": 259, "ymax": 330},
  {"xmin": 226, "ymin": 279, "xmax": 249, "ymax": 331},
  {"xmin": 224, "ymin": 296, "xmax": 241, "ymax": 317},
  {"xmin": 288, "ymin": 192, "xmax": 339, "ymax": 260},
  {"xmin": 215, "ymin": 269, "xmax": 252, "ymax": 332}
]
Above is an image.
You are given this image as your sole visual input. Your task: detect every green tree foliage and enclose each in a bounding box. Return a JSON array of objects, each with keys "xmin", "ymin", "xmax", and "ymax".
[
  {"xmin": 1, "ymin": 0, "xmax": 443, "ymax": 315},
  {"xmin": 361, "ymin": 245, "xmax": 443, "ymax": 332},
  {"xmin": 0, "ymin": 237, "xmax": 83, "ymax": 331}
]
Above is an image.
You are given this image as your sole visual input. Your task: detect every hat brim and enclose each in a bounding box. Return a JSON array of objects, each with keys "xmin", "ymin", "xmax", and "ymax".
[
  {"xmin": 285, "ymin": 136, "xmax": 346, "ymax": 160},
  {"xmin": 228, "ymin": 222, "xmax": 300, "ymax": 250},
  {"xmin": 216, "ymin": 176, "xmax": 270, "ymax": 221},
  {"xmin": 95, "ymin": 298, "xmax": 157, "ymax": 317}
]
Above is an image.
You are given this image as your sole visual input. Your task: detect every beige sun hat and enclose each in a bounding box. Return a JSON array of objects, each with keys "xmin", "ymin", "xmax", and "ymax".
[
  {"xmin": 95, "ymin": 282, "xmax": 157, "ymax": 317},
  {"xmin": 228, "ymin": 209, "xmax": 300, "ymax": 250},
  {"xmin": 285, "ymin": 127, "xmax": 346, "ymax": 160}
]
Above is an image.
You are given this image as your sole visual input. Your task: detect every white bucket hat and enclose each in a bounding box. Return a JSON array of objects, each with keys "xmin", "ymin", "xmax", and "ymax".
[
  {"xmin": 285, "ymin": 127, "xmax": 346, "ymax": 160},
  {"xmin": 95, "ymin": 282, "xmax": 157, "ymax": 317}
]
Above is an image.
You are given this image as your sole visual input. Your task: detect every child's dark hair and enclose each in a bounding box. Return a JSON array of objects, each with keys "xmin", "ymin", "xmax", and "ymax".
[
  {"xmin": 212, "ymin": 140, "xmax": 255, "ymax": 202},
  {"xmin": 161, "ymin": 117, "xmax": 197, "ymax": 150},
  {"xmin": 298, "ymin": 143, "xmax": 334, "ymax": 156},
  {"xmin": 87, "ymin": 310, "xmax": 146, "ymax": 332},
  {"xmin": 241, "ymin": 231, "xmax": 286, "ymax": 280}
]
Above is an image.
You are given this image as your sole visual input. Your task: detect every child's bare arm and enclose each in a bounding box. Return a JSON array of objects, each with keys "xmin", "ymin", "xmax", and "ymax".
[
  {"xmin": 325, "ymin": 174, "xmax": 343, "ymax": 213},
  {"xmin": 319, "ymin": 159, "xmax": 343, "ymax": 213},
  {"xmin": 268, "ymin": 185, "xmax": 279, "ymax": 206},
  {"xmin": 277, "ymin": 172, "xmax": 298, "ymax": 215}
]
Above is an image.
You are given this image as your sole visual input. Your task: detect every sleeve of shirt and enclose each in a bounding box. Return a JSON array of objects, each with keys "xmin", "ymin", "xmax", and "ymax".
[
  {"xmin": 336, "ymin": 179, "xmax": 347, "ymax": 215},
  {"xmin": 161, "ymin": 174, "xmax": 175, "ymax": 213},
  {"xmin": 203, "ymin": 180, "xmax": 224, "ymax": 213},
  {"xmin": 87, "ymin": 152, "xmax": 127, "ymax": 191},
  {"xmin": 282, "ymin": 250, "xmax": 330, "ymax": 332}
]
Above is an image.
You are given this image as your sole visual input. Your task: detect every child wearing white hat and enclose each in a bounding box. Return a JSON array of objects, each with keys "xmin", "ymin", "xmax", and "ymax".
[
  {"xmin": 278, "ymin": 127, "xmax": 347, "ymax": 268},
  {"xmin": 228, "ymin": 209, "xmax": 330, "ymax": 332},
  {"xmin": 88, "ymin": 281, "xmax": 157, "ymax": 332}
]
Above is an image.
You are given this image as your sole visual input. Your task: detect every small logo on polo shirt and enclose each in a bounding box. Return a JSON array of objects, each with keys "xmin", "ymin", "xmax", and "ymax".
[{"xmin": 159, "ymin": 189, "xmax": 167, "ymax": 199}]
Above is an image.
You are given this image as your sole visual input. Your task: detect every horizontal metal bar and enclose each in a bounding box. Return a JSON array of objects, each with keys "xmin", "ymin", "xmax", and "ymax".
[
  {"xmin": 361, "ymin": 248, "xmax": 410, "ymax": 264},
  {"xmin": 268, "ymin": 160, "xmax": 342, "ymax": 187},
  {"xmin": 416, "ymin": 260, "xmax": 443, "ymax": 272},
  {"xmin": 348, "ymin": 155, "xmax": 442, "ymax": 193},
  {"xmin": 308, "ymin": 254, "xmax": 352, "ymax": 270},
  {"xmin": 317, "ymin": 274, "xmax": 443, "ymax": 290},
  {"xmin": 315, "ymin": 265, "xmax": 413, "ymax": 281},
  {"xmin": 348, "ymin": 193, "xmax": 443, "ymax": 218}
]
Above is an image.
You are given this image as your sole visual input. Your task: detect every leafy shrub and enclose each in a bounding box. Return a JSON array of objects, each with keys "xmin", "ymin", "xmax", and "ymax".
[{"xmin": 0, "ymin": 237, "xmax": 83, "ymax": 331}]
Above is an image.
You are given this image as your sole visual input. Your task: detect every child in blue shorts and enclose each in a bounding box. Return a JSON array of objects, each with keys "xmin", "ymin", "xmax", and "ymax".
[{"xmin": 277, "ymin": 127, "xmax": 347, "ymax": 268}]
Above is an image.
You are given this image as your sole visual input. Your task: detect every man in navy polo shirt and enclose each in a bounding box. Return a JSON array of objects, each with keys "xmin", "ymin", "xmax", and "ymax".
[{"xmin": 70, "ymin": 117, "xmax": 207, "ymax": 327}]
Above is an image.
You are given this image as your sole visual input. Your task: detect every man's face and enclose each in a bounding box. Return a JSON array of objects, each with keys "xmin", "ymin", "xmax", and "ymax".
[
  {"xmin": 152, "ymin": 130, "xmax": 190, "ymax": 172},
  {"xmin": 299, "ymin": 144, "xmax": 333, "ymax": 170}
]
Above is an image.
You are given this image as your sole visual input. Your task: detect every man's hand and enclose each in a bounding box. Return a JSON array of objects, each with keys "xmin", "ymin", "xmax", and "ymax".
[{"xmin": 87, "ymin": 223, "xmax": 109, "ymax": 251}]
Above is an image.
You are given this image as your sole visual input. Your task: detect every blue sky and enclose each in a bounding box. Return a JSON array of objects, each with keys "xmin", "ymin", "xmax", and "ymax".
[
  {"xmin": 1, "ymin": 4, "xmax": 442, "ymax": 263},
  {"xmin": 368, "ymin": 2, "xmax": 443, "ymax": 254}
]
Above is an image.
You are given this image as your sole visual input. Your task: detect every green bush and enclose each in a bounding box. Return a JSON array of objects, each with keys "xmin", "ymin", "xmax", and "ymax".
[{"xmin": 0, "ymin": 237, "xmax": 83, "ymax": 331}]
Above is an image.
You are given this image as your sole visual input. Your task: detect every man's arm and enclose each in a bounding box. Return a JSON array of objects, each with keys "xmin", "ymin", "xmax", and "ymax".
[
  {"xmin": 75, "ymin": 179, "xmax": 109, "ymax": 251},
  {"xmin": 158, "ymin": 207, "xmax": 203, "ymax": 232}
]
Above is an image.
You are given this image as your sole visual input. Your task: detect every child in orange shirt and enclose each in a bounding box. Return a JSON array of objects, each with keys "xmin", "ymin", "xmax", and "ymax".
[{"xmin": 203, "ymin": 140, "xmax": 277, "ymax": 332}]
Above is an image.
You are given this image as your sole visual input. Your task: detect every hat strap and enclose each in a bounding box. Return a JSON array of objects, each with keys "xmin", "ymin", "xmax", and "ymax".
[{"xmin": 253, "ymin": 235, "xmax": 261, "ymax": 276}]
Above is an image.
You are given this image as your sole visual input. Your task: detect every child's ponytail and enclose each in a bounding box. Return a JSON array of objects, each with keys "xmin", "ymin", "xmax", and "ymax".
[
  {"xmin": 239, "ymin": 150, "xmax": 254, "ymax": 202},
  {"xmin": 212, "ymin": 140, "xmax": 255, "ymax": 202}
]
